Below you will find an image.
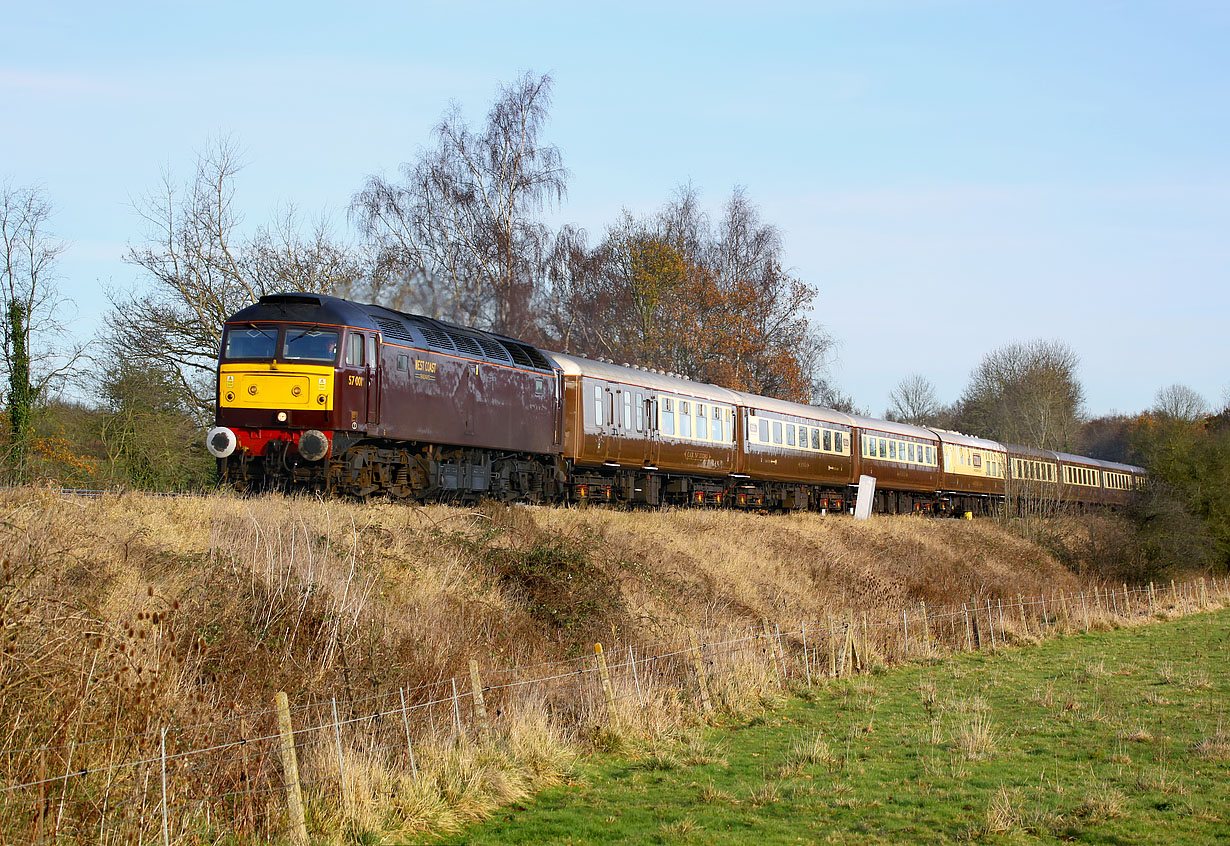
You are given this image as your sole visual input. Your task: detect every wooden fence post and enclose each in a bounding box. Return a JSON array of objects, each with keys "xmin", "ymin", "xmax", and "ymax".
[
  {"xmin": 628, "ymin": 646, "xmax": 644, "ymax": 705},
  {"xmin": 451, "ymin": 677, "xmax": 463, "ymax": 742},
  {"xmin": 862, "ymin": 613, "xmax": 871, "ymax": 668},
  {"xmin": 963, "ymin": 603, "xmax": 973, "ymax": 651},
  {"xmin": 901, "ymin": 609, "xmax": 909, "ymax": 658},
  {"xmin": 331, "ymin": 697, "xmax": 350, "ymax": 813},
  {"xmin": 828, "ymin": 615, "xmax": 838, "ymax": 678},
  {"xmin": 763, "ymin": 620, "xmax": 785, "ymax": 687},
  {"xmin": 986, "ymin": 598, "xmax": 996, "ymax": 650},
  {"xmin": 594, "ymin": 644, "xmax": 620, "ymax": 725},
  {"xmin": 688, "ymin": 632, "xmax": 714, "ymax": 713},
  {"xmin": 469, "ymin": 659, "xmax": 492, "ymax": 742},
  {"xmin": 160, "ymin": 727, "xmax": 169, "ymax": 846},
  {"xmin": 801, "ymin": 621, "xmax": 812, "ymax": 685},
  {"xmin": 398, "ymin": 688, "xmax": 419, "ymax": 778},
  {"xmin": 275, "ymin": 692, "xmax": 309, "ymax": 845},
  {"xmin": 1123, "ymin": 583, "xmax": 1131, "ymax": 617},
  {"xmin": 774, "ymin": 623, "xmax": 789, "ymax": 682},
  {"xmin": 920, "ymin": 602, "xmax": 930, "ymax": 651},
  {"xmin": 1018, "ymin": 594, "xmax": 1028, "ymax": 636},
  {"xmin": 1080, "ymin": 591, "xmax": 1089, "ymax": 632}
]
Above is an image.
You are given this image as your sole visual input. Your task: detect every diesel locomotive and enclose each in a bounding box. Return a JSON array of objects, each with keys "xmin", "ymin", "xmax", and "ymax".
[{"xmin": 207, "ymin": 293, "xmax": 1146, "ymax": 513}]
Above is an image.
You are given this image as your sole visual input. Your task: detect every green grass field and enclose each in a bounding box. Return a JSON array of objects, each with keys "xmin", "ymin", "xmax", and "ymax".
[{"xmin": 436, "ymin": 610, "xmax": 1230, "ymax": 844}]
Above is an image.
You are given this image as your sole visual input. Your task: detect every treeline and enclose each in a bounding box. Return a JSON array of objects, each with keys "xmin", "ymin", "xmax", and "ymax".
[{"xmin": 1, "ymin": 72, "xmax": 843, "ymax": 489}]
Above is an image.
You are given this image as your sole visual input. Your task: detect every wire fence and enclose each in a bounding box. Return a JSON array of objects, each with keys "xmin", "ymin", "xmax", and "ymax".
[{"xmin": 2, "ymin": 575, "xmax": 1226, "ymax": 844}]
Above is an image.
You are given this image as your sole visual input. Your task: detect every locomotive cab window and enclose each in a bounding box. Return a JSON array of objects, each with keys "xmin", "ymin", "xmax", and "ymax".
[
  {"xmin": 347, "ymin": 333, "xmax": 364, "ymax": 366},
  {"xmin": 224, "ymin": 326, "xmax": 278, "ymax": 360},
  {"xmin": 397, "ymin": 355, "xmax": 408, "ymax": 371},
  {"xmin": 284, "ymin": 328, "xmax": 339, "ymax": 362}
]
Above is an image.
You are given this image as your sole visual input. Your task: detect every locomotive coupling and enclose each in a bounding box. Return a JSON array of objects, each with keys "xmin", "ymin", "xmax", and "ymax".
[
  {"xmin": 297, "ymin": 429, "xmax": 330, "ymax": 462},
  {"xmin": 206, "ymin": 426, "xmax": 238, "ymax": 458}
]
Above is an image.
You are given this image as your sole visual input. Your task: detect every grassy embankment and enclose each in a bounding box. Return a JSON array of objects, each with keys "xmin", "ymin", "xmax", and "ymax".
[
  {"xmin": 0, "ymin": 488, "xmax": 1217, "ymax": 842},
  {"xmin": 441, "ymin": 609, "xmax": 1230, "ymax": 845}
]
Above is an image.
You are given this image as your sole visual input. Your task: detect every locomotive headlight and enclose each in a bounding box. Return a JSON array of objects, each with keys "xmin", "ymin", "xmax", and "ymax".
[
  {"xmin": 206, "ymin": 426, "xmax": 238, "ymax": 458},
  {"xmin": 316, "ymin": 395, "xmax": 326, "ymax": 405},
  {"xmin": 276, "ymin": 411, "xmax": 288, "ymax": 422},
  {"xmin": 225, "ymin": 391, "xmax": 235, "ymax": 402}
]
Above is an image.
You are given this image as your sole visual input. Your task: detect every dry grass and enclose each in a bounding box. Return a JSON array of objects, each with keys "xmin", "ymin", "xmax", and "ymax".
[{"xmin": 0, "ymin": 488, "xmax": 1216, "ymax": 843}]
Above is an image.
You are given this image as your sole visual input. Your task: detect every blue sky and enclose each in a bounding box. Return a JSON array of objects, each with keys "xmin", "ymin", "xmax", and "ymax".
[{"xmin": 3, "ymin": 0, "xmax": 1227, "ymax": 416}]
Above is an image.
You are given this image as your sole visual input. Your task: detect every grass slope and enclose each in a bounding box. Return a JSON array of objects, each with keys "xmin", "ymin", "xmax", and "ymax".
[{"xmin": 439, "ymin": 610, "xmax": 1230, "ymax": 845}]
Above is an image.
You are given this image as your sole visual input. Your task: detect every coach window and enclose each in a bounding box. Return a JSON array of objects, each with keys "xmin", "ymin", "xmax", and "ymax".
[
  {"xmin": 878, "ymin": 438, "xmax": 887, "ymax": 459},
  {"xmin": 816, "ymin": 429, "xmax": 827, "ymax": 453},
  {"xmin": 347, "ymin": 333, "xmax": 364, "ymax": 366},
  {"xmin": 680, "ymin": 401, "xmax": 692, "ymax": 438},
  {"xmin": 623, "ymin": 392, "xmax": 632, "ymax": 430},
  {"xmin": 661, "ymin": 398, "xmax": 675, "ymax": 435},
  {"xmin": 635, "ymin": 392, "xmax": 645, "ymax": 432},
  {"xmin": 697, "ymin": 404, "xmax": 709, "ymax": 439},
  {"xmin": 773, "ymin": 420, "xmax": 783, "ymax": 445},
  {"xmin": 592, "ymin": 385, "xmax": 602, "ymax": 426},
  {"xmin": 889, "ymin": 441, "xmax": 896, "ymax": 460},
  {"xmin": 907, "ymin": 443, "xmax": 915, "ymax": 462},
  {"xmin": 786, "ymin": 424, "xmax": 795, "ymax": 447},
  {"xmin": 712, "ymin": 406, "xmax": 723, "ymax": 442}
]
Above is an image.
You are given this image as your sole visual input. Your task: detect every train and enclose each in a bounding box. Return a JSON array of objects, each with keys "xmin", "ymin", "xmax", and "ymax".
[{"xmin": 206, "ymin": 293, "xmax": 1146, "ymax": 514}]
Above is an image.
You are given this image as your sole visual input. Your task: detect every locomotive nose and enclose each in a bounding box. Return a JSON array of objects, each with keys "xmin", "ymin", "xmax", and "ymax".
[{"xmin": 206, "ymin": 426, "xmax": 238, "ymax": 458}]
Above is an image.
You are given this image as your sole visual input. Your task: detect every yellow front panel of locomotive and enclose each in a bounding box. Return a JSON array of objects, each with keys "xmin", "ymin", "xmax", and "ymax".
[{"xmin": 219, "ymin": 364, "xmax": 334, "ymax": 411}]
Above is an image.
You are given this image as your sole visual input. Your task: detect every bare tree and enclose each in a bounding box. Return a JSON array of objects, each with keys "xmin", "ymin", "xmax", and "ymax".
[
  {"xmin": 1151, "ymin": 384, "xmax": 1208, "ymax": 423},
  {"xmin": 352, "ymin": 72, "xmax": 566, "ymax": 338},
  {"xmin": 957, "ymin": 339, "xmax": 1085, "ymax": 450},
  {"xmin": 0, "ymin": 183, "xmax": 87, "ymax": 473},
  {"xmin": 112, "ymin": 137, "xmax": 361, "ymax": 424},
  {"xmin": 543, "ymin": 185, "xmax": 836, "ymax": 403},
  {"xmin": 886, "ymin": 373, "xmax": 940, "ymax": 426}
]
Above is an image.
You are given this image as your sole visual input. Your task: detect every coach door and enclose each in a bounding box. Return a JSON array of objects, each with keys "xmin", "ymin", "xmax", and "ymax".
[
  {"xmin": 339, "ymin": 331, "xmax": 368, "ymax": 431},
  {"xmin": 645, "ymin": 394, "xmax": 660, "ymax": 468},
  {"xmin": 365, "ymin": 334, "xmax": 379, "ymax": 424},
  {"xmin": 601, "ymin": 385, "xmax": 617, "ymax": 463}
]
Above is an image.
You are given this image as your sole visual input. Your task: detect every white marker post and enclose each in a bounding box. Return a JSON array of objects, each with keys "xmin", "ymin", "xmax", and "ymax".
[{"xmin": 854, "ymin": 475, "xmax": 876, "ymax": 520}]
